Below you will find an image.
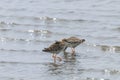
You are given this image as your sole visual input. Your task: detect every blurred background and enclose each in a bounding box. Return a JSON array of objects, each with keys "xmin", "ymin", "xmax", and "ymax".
[{"xmin": 0, "ymin": 0, "xmax": 120, "ymax": 80}]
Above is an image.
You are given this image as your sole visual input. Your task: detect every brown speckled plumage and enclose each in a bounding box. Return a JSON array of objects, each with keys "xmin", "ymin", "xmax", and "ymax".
[
  {"xmin": 42, "ymin": 41, "xmax": 65, "ymax": 63},
  {"xmin": 42, "ymin": 41, "xmax": 65, "ymax": 54},
  {"xmin": 42, "ymin": 37, "xmax": 85, "ymax": 62},
  {"xmin": 62, "ymin": 37, "xmax": 85, "ymax": 55}
]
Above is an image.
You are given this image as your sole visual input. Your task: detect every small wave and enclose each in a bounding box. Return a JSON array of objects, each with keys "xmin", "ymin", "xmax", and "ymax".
[
  {"xmin": 12, "ymin": 16, "xmax": 97, "ymax": 23},
  {"xmin": 97, "ymin": 45, "xmax": 120, "ymax": 53},
  {"xmin": 39, "ymin": 16, "xmax": 57, "ymax": 21},
  {"xmin": 11, "ymin": 29, "xmax": 52, "ymax": 37},
  {"xmin": 0, "ymin": 28, "xmax": 11, "ymax": 31},
  {"xmin": 0, "ymin": 16, "xmax": 98, "ymax": 27},
  {"xmin": 0, "ymin": 37, "xmax": 52, "ymax": 43},
  {"xmin": 80, "ymin": 68, "xmax": 120, "ymax": 75},
  {"xmin": 83, "ymin": 77, "xmax": 109, "ymax": 80},
  {"xmin": 8, "ymin": 22, "xmax": 41, "ymax": 27},
  {"xmin": 27, "ymin": 29, "xmax": 52, "ymax": 34},
  {"xmin": 27, "ymin": 16, "xmax": 88, "ymax": 23},
  {"xmin": 0, "ymin": 21, "xmax": 41, "ymax": 27},
  {"xmin": 0, "ymin": 48, "xmax": 40, "ymax": 52},
  {"xmin": 112, "ymin": 27, "xmax": 120, "ymax": 32},
  {"xmin": 0, "ymin": 21, "xmax": 16, "ymax": 25},
  {"xmin": 0, "ymin": 21, "xmax": 9, "ymax": 27},
  {"xmin": 86, "ymin": 43, "xmax": 98, "ymax": 47},
  {"xmin": 41, "ymin": 16, "xmax": 86, "ymax": 23},
  {"xmin": 0, "ymin": 61, "xmax": 41, "ymax": 65},
  {"xmin": 0, "ymin": 37, "xmax": 14, "ymax": 41},
  {"xmin": 103, "ymin": 69, "xmax": 120, "ymax": 75},
  {"xmin": 0, "ymin": 21, "xmax": 7, "ymax": 25},
  {"xmin": 86, "ymin": 43, "xmax": 120, "ymax": 53}
]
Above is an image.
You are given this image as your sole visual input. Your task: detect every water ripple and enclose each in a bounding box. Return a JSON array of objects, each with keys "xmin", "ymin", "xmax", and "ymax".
[
  {"xmin": 97, "ymin": 45, "xmax": 120, "ymax": 53},
  {"xmin": 112, "ymin": 27, "xmax": 120, "ymax": 32},
  {"xmin": 0, "ymin": 61, "xmax": 42, "ymax": 65},
  {"xmin": 0, "ymin": 48, "xmax": 40, "ymax": 52},
  {"xmin": 0, "ymin": 28, "xmax": 11, "ymax": 31},
  {"xmin": 0, "ymin": 37, "xmax": 52, "ymax": 43},
  {"xmin": 0, "ymin": 16, "xmax": 99, "ymax": 26},
  {"xmin": 86, "ymin": 43, "xmax": 120, "ymax": 53},
  {"xmin": 27, "ymin": 29, "xmax": 52, "ymax": 34},
  {"xmin": 103, "ymin": 69, "xmax": 120, "ymax": 75}
]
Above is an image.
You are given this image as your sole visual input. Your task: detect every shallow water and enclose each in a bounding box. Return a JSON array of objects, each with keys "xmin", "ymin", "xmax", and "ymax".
[{"xmin": 0, "ymin": 0, "xmax": 120, "ymax": 80}]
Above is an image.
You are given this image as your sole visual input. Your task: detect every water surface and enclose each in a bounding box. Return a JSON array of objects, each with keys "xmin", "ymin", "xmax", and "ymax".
[{"xmin": 0, "ymin": 0, "xmax": 120, "ymax": 80}]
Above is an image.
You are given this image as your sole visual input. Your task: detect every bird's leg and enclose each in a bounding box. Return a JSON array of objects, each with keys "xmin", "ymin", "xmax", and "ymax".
[
  {"xmin": 52, "ymin": 54, "xmax": 56, "ymax": 63},
  {"xmin": 63, "ymin": 46, "xmax": 67, "ymax": 54},
  {"xmin": 52, "ymin": 54, "xmax": 55, "ymax": 58},
  {"xmin": 71, "ymin": 48, "xmax": 75, "ymax": 56}
]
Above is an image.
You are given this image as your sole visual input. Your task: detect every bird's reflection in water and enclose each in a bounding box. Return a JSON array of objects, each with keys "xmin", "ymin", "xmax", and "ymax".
[
  {"xmin": 46, "ymin": 62, "xmax": 63, "ymax": 75},
  {"xmin": 46, "ymin": 52, "xmax": 78, "ymax": 76},
  {"xmin": 63, "ymin": 52, "xmax": 77, "ymax": 62}
]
